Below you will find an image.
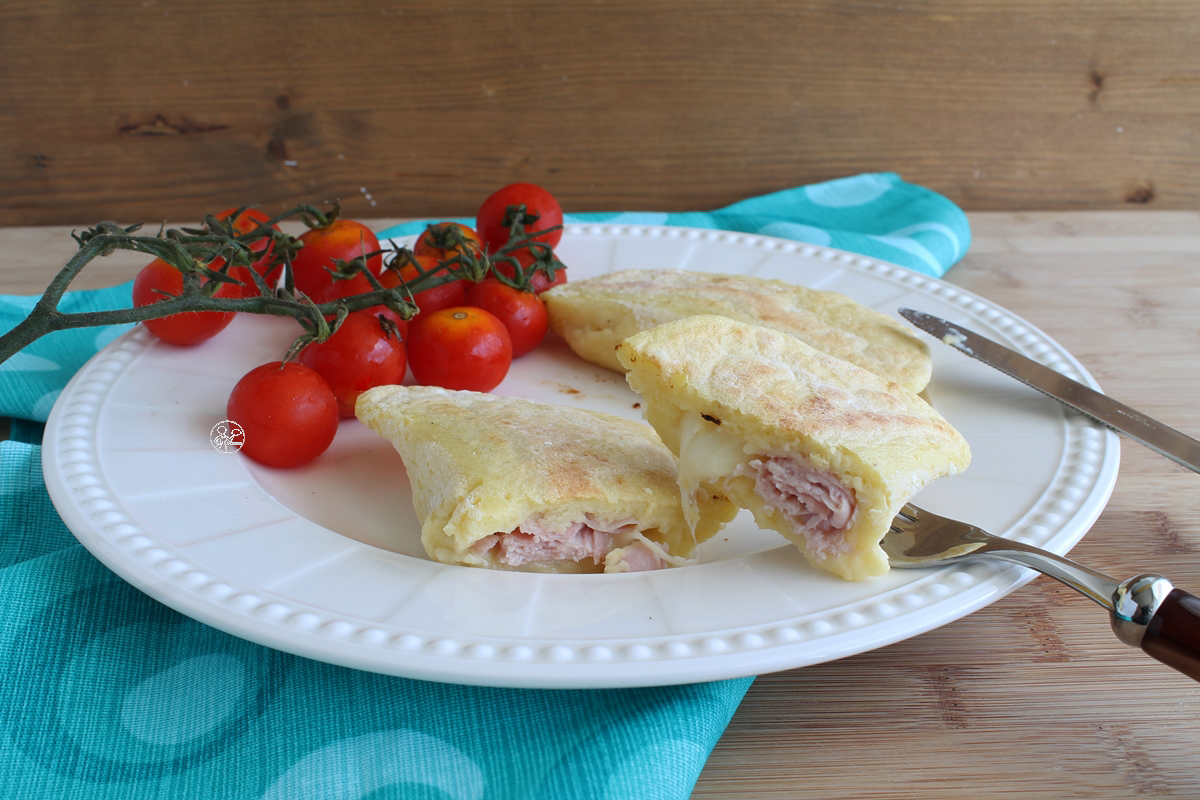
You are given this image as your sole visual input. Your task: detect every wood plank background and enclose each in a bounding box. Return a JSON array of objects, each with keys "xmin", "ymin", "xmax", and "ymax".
[{"xmin": 3, "ymin": 0, "xmax": 1198, "ymax": 228}]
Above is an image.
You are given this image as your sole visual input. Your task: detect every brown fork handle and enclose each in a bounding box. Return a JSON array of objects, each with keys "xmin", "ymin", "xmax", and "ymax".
[{"xmin": 1141, "ymin": 589, "xmax": 1200, "ymax": 681}]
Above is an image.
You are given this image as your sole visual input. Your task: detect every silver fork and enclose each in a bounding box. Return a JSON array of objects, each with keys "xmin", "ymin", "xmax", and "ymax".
[{"xmin": 882, "ymin": 503, "xmax": 1200, "ymax": 682}]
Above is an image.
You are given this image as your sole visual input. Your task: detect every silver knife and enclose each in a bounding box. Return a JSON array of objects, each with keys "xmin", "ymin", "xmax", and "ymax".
[{"xmin": 899, "ymin": 308, "xmax": 1200, "ymax": 475}]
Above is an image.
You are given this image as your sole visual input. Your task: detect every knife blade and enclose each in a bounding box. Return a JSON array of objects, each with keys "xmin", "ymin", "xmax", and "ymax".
[{"xmin": 899, "ymin": 308, "xmax": 1200, "ymax": 475}]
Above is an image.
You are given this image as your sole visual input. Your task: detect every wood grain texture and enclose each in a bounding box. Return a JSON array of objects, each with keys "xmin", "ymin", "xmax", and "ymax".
[{"xmin": 2, "ymin": 1, "xmax": 1199, "ymax": 227}]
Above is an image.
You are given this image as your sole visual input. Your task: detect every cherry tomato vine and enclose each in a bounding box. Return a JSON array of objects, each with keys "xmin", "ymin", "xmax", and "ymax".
[{"xmin": 0, "ymin": 184, "xmax": 571, "ymax": 467}]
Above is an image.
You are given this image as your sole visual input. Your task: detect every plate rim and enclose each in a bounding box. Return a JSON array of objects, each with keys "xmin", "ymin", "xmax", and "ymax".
[{"xmin": 41, "ymin": 223, "xmax": 1120, "ymax": 689}]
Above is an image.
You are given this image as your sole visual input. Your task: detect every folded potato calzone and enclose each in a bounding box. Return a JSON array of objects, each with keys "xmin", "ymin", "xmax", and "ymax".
[
  {"xmin": 615, "ymin": 315, "xmax": 971, "ymax": 581},
  {"xmin": 542, "ymin": 268, "xmax": 932, "ymax": 393},
  {"xmin": 355, "ymin": 385, "xmax": 730, "ymax": 573}
]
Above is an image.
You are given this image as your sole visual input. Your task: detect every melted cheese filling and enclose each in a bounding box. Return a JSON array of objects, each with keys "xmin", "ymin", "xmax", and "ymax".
[
  {"xmin": 675, "ymin": 413, "xmax": 858, "ymax": 560},
  {"xmin": 676, "ymin": 412, "xmax": 750, "ymax": 529}
]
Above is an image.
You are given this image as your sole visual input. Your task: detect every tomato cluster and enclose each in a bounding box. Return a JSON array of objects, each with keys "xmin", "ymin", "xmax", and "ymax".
[
  {"xmin": 383, "ymin": 182, "xmax": 568, "ymax": 393},
  {"xmin": 133, "ymin": 183, "xmax": 568, "ymax": 468}
]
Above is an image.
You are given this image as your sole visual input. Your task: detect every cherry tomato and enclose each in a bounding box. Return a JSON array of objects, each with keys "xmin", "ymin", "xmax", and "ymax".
[
  {"xmin": 380, "ymin": 252, "xmax": 466, "ymax": 321},
  {"xmin": 492, "ymin": 244, "xmax": 568, "ymax": 293},
  {"xmin": 297, "ymin": 311, "xmax": 407, "ymax": 417},
  {"xmin": 226, "ymin": 361, "xmax": 339, "ymax": 468},
  {"xmin": 475, "ymin": 182, "xmax": 564, "ymax": 253},
  {"xmin": 132, "ymin": 257, "xmax": 239, "ymax": 346},
  {"xmin": 407, "ymin": 306, "xmax": 513, "ymax": 392},
  {"xmin": 213, "ymin": 207, "xmax": 280, "ymax": 296},
  {"xmin": 290, "ymin": 218, "xmax": 384, "ymax": 304},
  {"xmin": 413, "ymin": 222, "xmax": 483, "ymax": 262},
  {"xmin": 463, "ymin": 278, "xmax": 548, "ymax": 357}
]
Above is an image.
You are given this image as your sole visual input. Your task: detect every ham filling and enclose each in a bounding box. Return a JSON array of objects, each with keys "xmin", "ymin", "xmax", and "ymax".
[
  {"xmin": 740, "ymin": 456, "xmax": 858, "ymax": 559},
  {"xmin": 471, "ymin": 516, "xmax": 669, "ymax": 572}
]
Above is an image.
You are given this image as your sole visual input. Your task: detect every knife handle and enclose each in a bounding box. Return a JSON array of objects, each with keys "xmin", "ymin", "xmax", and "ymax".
[{"xmin": 1140, "ymin": 589, "xmax": 1200, "ymax": 681}]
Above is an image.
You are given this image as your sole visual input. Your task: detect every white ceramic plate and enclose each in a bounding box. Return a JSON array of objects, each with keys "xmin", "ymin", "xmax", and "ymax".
[{"xmin": 43, "ymin": 225, "xmax": 1119, "ymax": 689}]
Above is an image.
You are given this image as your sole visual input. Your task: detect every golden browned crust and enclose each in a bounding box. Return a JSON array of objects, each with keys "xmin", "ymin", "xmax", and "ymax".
[
  {"xmin": 355, "ymin": 385, "xmax": 732, "ymax": 572},
  {"xmin": 543, "ymin": 268, "xmax": 932, "ymax": 393},
  {"xmin": 616, "ymin": 315, "xmax": 970, "ymax": 580}
]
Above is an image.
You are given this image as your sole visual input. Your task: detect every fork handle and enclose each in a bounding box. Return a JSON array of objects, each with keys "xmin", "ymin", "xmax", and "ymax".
[
  {"xmin": 1141, "ymin": 589, "xmax": 1200, "ymax": 681},
  {"xmin": 1111, "ymin": 575, "xmax": 1200, "ymax": 682}
]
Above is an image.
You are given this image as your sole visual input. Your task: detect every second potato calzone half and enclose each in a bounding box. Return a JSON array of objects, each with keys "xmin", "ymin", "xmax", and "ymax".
[
  {"xmin": 616, "ymin": 315, "xmax": 971, "ymax": 581},
  {"xmin": 355, "ymin": 385, "xmax": 732, "ymax": 574}
]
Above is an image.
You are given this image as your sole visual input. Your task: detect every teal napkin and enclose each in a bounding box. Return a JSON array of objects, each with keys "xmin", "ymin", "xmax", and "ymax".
[
  {"xmin": 0, "ymin": 174, "xmax": 968, "ymax": 799},
  {"xmin": 377, "ymin": 171, "xmax": 969, "ymax": 277}
]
